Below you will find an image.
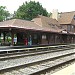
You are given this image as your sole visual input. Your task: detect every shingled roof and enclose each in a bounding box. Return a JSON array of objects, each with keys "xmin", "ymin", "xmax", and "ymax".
[
  {"xmin": 32, "ymin": 15, "xmax": 63, "ymax": 32},
  {"xmin": 0, "ymin": 16, "xmax": 64, "ymax": 33},
  {"xmin": 0, "ymin": 19, "xmax": 42, "ymax": 31},
  {"xmin": 32, "ymin": 15, "xmax": 60, "ymax": 26},
  {"xmin": 58, "ymin": 11, "xmax": 75, "ymax": 24}
]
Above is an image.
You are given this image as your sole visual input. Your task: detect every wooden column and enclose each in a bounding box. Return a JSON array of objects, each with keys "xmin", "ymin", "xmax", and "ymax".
[
  {"xmin": 3, "ymin": 32, "xmax": 6, "ymax": 43},
  {"xmin": 50, "ymin": 34, "xmax": 54, "ymax": 44},
  {"xmin": 54, "ymin": 34, "xmax": 56, "ymax": 44},
  {"xmin": 11, "ymin": 32, "xmax": 14, "ymax": 46},
  {"xmin": 72, "ymin": 36, "xmax": 73, "ymax": 43},
  {"xmin": 54, "ymin": 34, "xmax": 57, "ymax": 44},
  {"xmin": 74, "ymin": 36, "xmax": 75, "ymax": 43}
]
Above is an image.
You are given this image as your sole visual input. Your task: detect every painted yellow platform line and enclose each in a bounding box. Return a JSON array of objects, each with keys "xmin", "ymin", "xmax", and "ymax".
[{"xmin": 51, "ymin": 63, "xmax": 75, "ymax": 75}]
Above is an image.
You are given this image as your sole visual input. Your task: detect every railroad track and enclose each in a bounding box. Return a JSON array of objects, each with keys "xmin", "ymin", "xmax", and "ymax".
[
  {"xmin": 0, "ymin": 44, "xmax": 74, "ymax": 55},
  {"xmin": 0, "ymin": 45, "xmax": 74, "ymax": 60},
  {"xmin": 0, "ymin": 44, "xmax": 74, "ymax": 57},
  {"xmin": 0, "ymin": 44, "xmax": 75, "ymax": 75}
]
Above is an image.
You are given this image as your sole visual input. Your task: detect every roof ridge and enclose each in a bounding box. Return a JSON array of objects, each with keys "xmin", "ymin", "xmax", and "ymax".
[
  {"xmin": 38, "ymin": 15, "xmax": 58, "ymax": 21},
  {"xmin": 40, "ymin": 16, "xmax": 43, "ymax": 27},
  {"xmin": 60, "ymin": 11, "xmax": 75, "ymax": 14},
  {"xmin": 11, "ymin": 19, "xmax": 17, "ymax": 25}
]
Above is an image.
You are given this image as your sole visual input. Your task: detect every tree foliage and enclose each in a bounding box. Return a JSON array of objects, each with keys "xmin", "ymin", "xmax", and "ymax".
[
  {"xmin": 14, "ymin": 1, "xmax": 48, "ymax": 20},
  {"xmin": 0, "ymin": 6, "xmax": 10, "ymax": 21}
]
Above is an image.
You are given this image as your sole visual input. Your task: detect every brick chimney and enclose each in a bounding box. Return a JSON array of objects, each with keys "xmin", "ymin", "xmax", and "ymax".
[{"xmin": 52, "ymin": 9, "xmax": 58, "ymax": 20}]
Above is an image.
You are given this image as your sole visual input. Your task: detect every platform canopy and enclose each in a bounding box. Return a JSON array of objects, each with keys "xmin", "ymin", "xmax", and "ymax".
[{"xmin": 0, "ymin": 18, "xmax": 64, "ymax": 33}]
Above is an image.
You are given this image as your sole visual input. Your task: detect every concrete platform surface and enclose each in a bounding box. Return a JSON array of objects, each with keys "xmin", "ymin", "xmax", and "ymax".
[{"xmin": 51, "ymin": 63, "xmax": 75, "ymax": 75}]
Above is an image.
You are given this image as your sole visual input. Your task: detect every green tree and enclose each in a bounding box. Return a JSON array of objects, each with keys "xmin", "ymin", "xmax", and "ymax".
[
  {"xmin": 14, "ymin": 1, "xmax": 48, "ymax": 20},
  {"xmin": 0, "ymin": 6, "xmax": 10, "ymax": 21}
]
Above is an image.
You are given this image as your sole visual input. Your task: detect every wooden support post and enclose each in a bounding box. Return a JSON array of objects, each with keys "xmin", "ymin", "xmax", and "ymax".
[
  {"xmin": 72, "ymin": 37, "xmax": 73, "ymax": 43},
  {"xmin": 3, "ymin": 32, "xmax": 5, "ymax": 43},
  {"xmin": 55, "ymin": 34, "xmax": 57, "ymax": 44},
  {"xmin": 11, "ymin": 32, "xmax": 14, "ymax": 46}
]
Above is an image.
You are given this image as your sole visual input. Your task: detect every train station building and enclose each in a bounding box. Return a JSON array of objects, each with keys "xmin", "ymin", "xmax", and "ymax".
[{"xmin": 0, "ymin": 11, "xmax": 75, "ymax": 46}]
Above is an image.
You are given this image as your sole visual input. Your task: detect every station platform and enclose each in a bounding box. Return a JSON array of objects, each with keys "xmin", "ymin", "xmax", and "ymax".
[{"xmin": 51, "ymin": 63, "xmax": 75, "ymax": 75}]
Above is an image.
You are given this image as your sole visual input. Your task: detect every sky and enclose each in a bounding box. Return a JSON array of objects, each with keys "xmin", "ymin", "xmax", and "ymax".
[{"xmin": 0, "ymin": 0, "xmax": 75, "ymax": 14}]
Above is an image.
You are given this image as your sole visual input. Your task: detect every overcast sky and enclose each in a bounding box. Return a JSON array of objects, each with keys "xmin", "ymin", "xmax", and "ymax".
[{"xmin": 0, "ymin": 0, "xmax": 75, "ymax": 14}]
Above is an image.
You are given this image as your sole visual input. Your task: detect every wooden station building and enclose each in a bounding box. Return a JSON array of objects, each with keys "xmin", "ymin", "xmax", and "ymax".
[{"xmin": 0, "ymin": 11, "xmax": 75, "ymax": 46}]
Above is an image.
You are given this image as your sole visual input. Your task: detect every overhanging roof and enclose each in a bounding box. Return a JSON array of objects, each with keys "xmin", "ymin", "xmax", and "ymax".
[
  {"xmin": 0, "ymin": 19, "xmax": 63, "ymax": 33},
  {"xmin": 58, "ymin": 11, "xmax": 75, "ymax": 24}
]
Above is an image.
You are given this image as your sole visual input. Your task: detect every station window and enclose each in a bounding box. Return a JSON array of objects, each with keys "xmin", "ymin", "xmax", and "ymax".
[
  {"xmin": 67, "ymin": 25, "xmax": 71, "ymax": 31},
  {"xmin": 34, "ymin": 34, "xmax": 37, "ymax": 39},
  {"xmin": 42, "ymin": 35, "xmax": 46, "ymax": 39},
  {"xmin": 72, "ymin": 25, "xmax": 74, "ymax": 28},
  {"xmin": 71, "ymin": 25, "xmax": 74, "ymax": 32}
]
